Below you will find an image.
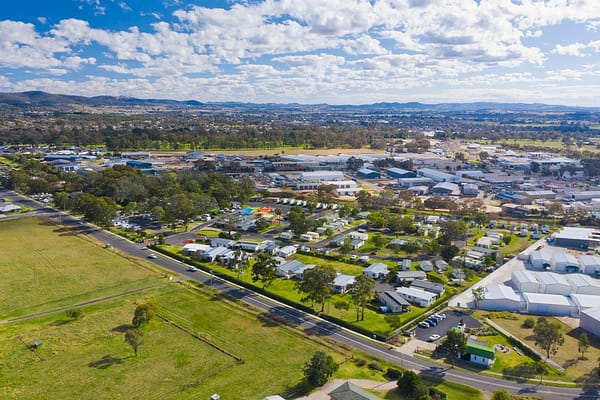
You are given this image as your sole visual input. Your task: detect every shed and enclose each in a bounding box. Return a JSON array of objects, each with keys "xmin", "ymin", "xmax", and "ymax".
[
  {"xmin": 565, "ymin": 274, "xmax": 600, "ymax": 295},
  {"xmin": 551, "ymin": 252, "xmax": 580, "ymax": 273},
  {"xmin": 386, "ymin": 167, "xmax": 416, "ymax": 179},
  {"xmin": 511, "ymin": 270, "xmax": 540, "ymax": 293},
  {"xmin": 395, "ymin": 286, "xmax": 438, "ymax": 307},
  {"xmin": 356, "ymin": 168, "xmax": 381, "ymax": 179},
  {"xmin": 434, "ymin": 259, "xmax": 449, "ymax": 272},
  {"xmin": 363, "ymin": 263, "xmax": 388, "ymax": 280},
  {"xmin": 479, "ymin": 284, "xmax": 524, "ymax": 312},
  {"xmin": 378, "ymin": 290, "xmax": 410, "ymax": 313},
  {"xmin": 536, "ymin": 272, "xmax": 572, "ymax": 295},
  {"xmin": 430, "ymin": 182, "xmax": 460, "ymax": 196},
  {"xmin": 529, "ymin": 249, "xmax": 552, "ymax": 270},
  {"xmin": 579, "ymin": 255, "xmax": 600, "ymax": 276},
  {"xmin": 523, "ymin": 293, "xmax": 576, "ymax": 316},
  {"xmin": 580, "ymin": 307, "xmax": 600, "ymax": 339},
  {"xmin": 466, "ymin": 342, "xmax": 495, "ymax": 368}
]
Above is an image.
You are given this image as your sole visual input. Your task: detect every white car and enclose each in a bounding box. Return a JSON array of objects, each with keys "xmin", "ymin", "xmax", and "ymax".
[
  {"xmin": 187, "ymin": 266, "xmax": 198, "ymax": 272},
  {"xmin": 428, "ymin": 334, "xmax": 441, "ymax": 342},
  {"xmin": 147, "ymin": 253, "xmax": 157, "ymax": 259}
]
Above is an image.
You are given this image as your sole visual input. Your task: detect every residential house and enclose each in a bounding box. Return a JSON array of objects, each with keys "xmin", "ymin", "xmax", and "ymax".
[
  {"xmin": 328, "ymin": 381, "xmax": 382, "ymax": 400},
  {"xmin": 398, "ymin": 259, "xmax": 412, "ymax": 271},
  {"xmin": 396, "ymin": 270, "xmax": 427, "ymax": 282},
  {"xmin": 395, "ymin": 286, "xmax": 438, "ymax": 307},
  {"xmin": 410, "ymin": 279, "xmax": 446, "ymax": 296},
  {"xmin": 276, "ymin": 260, "xmax": 305, "ymax": 279},
  {"xmin": 419, "ymin": 260, "xmax": 434, "ymax": 272},
  {"xmin": 209, "ymin": 238, "xmax": 236, "ymax": 248},
  {"xmin": 202, "ymin": 246, "xmax": 231, "ymax": 262},
  {"xmin": 363, "ymin": 263, "xmax": 389, "ymax": 280},
  {"xmin": 276, "ymin": 245, "xmax": 297, "ymax": 258},
  {"xmin": 333, "ymin": 274, "xmax": 356, "ymax": 294},
  {"xmin": 378, "ymin": 291, "xmax": 410, "ymax": 314}
]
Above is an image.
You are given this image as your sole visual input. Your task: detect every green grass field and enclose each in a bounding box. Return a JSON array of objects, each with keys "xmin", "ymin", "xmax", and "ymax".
[
  {"xmin": 0, "ymin": 284, "xmax": 343, "ymax": 399},
  {"xmin": 0, "ymin": 218, "xmax": 162, "ymax": 319}
]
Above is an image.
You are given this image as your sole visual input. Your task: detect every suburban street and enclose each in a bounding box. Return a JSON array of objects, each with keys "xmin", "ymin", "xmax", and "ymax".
[{"xmin": 2, "ymin": 187, "xmax": 597, "ymax": 400}]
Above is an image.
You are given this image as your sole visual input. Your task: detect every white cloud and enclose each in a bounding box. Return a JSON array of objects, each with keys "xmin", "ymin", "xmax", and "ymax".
[{"xmin": 553, "ymin": 43, "xmax": 587, "ymax": 57}]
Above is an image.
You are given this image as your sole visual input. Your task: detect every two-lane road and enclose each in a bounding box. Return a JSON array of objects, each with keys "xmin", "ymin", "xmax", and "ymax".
[{"xmin": 2, "ymin": 187, "xmax": 596, "ymax": 400}]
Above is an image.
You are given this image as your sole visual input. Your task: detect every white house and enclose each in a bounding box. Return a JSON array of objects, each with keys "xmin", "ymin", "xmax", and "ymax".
[
  {"xmin": 276, "ymin": 245, "xmax": 297, "ymax": 258},
  {"xmin": 395, "ymin": 286, "xmax": 437, "ymax": 307},
  {"xmin": 511, "ymin": 270, "xmax": 540, "ymax": 293},
  {"xmin": 580, "ymin": 307, "xmax": 600, "ymax": 338},
  {"xmin": 363, "ymin": 263, "xmax": 388, "ymax": 280},
  {"xmin": 277, "ymin": 260, "xmax": 305, "ymax": 279},
  {"xmin": 202, "ymin": 246, "xmax": 231, "ymax": 262},
  {"xmin": 349, "ymin": 231, "xmax": 369, "ymax": 241},
  {"xmin": 479, "ymin": 284, "xmax": 524, "ymax": 312},
  {"xmin": 183, "ymin": 243, "xmax": 211, "ymax": 256},
  {"xmin": 535, "ymin": 272, "xmax": 572, "ymax": 295},
  {"xmin": 551, "ymin": 252, "xmax": 580, "ymax": 273},
  {"xmin": 333, "ymin": 274, "xmax": 356, "ymax": 294},
  {"xmin": 523, "ymin": 293, "xmax": 577, "ymax": 316},
  {"xmin": 579, "ymin": 255, "xmax": 600, "ymax": 276}
]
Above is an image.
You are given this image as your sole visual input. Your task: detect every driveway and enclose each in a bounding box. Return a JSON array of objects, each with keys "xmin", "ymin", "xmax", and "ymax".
[{"xmin": 413, "ymin": 309, "xmax": 482, "ymax": 342}]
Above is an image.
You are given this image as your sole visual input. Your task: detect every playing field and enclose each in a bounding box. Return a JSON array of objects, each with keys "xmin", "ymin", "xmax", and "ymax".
[
  {"xmin": 0, "ymin": 284, "xmax": 341, "ymax": 399},
  {"xmin": 0, "ymin": 217, "xmax": 162, "ymax": 319}
]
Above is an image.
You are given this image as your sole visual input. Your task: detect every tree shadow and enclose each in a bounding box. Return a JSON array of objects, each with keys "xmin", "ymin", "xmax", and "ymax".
[
  {"xmin": 112, "ymin": 324, "xmax": 134, "ymax": 333},
  {"xmin": 281, "ymin": 380, "xmax": 310, "ymax": 399},
  {"xmin": 50, "ymin": 319, "xmax": 74, "ymax": 326},
  {"xmin": 502, "ymin": 362, "xmax": 537, "ymax": 382},
  {"xmin": 564, "ymin": 358, "xmax": 580, "ymax": 368},
  {"xmin": 88, "ymin": 355, "xmax": 126, "ymax": 369}
]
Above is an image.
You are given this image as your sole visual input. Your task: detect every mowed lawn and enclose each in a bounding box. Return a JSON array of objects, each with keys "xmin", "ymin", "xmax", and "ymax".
[
  {"xmin": 0, "ymin": 218, "xmax": 161, "ymax": 318},
  {"xmin": 0, "ymin": 284, "xmax": 343, "ymax": 399}
]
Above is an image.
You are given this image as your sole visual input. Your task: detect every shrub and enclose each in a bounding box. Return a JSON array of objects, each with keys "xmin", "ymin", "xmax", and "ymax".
[
  {"xmin": 354, "ymin": 358, "xmax": 367, "ymax": 367},
  {"xmin": 429, "ymin": 387, "xmax": 448, "ymax": 400},
  {"xmin": 369, "ymin": 360, "xmax": 382, "ymax": 371},
  {"xmin": 523, "ymin": 317, "xmax": 536, "ymax": 329},
  {"xmin": 386, "ymin": 367, "xmax": 402, "ymax": 380}
]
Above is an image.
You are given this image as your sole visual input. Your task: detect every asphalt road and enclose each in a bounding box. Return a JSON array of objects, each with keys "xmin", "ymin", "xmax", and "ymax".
[{"xmin": 1, "ymin": 187, "xmax": 597, "ymax": 400}]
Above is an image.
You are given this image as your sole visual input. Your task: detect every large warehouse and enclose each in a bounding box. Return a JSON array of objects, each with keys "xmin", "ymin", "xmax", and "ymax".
[
  {"xmin": 580, "ymin": 307, "xmax": 600, "ymax": 338},
  {"xmin": 479, "ymin": 284, "xmax": 524, "ymax": 312},
  {"xmin": 579, "ymin": 255, "xmax": 600, "ymax": 275},
  {"xmin": 565, "ymin": 274, "xmax": 600, "ymax": 295},
  {"xmin": 522, "ymin": 293, "xmax": 577, "ymax": 316},
  {"xmin": 553, "ymin": 227, "xmax": 600, "ymax": 250},
  {"xmin": 536, "ymin": 272, "xmax": 572, "ymax": 295},
  {"xmin": 512, "ymin": 270, "xmax": 540, "ymax": 293}
]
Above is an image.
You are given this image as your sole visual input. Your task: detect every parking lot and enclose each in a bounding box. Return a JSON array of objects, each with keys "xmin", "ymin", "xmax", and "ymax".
[{"xmin": 413, "ymin": 309, "xmax": 483, "ymax": 342}]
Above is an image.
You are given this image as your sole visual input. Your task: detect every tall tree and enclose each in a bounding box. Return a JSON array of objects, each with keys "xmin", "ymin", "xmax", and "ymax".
[
  {"xmin": 440, "ymin": 329, "xmax": 467, "ymax": 366},
  {"xmin": 288, "ymin": 205, "xmax": 310, "ymax": 235},
  {"xmin": 251, "ymin": 252, "xmax": 278, "ymax": 289},
  {"xmin": 533, "ymin": 317, "xmax": 564, "ymax": 359},
  {"xmin": 124, "ymin": 328, "xmax": 143, "ymax": 357},
  {"xmin": 351, "ymin": 274, "xmax": 375, "ymax": 321},
  {"xmin": 396, "ymin": 370, "xmax": 427, "ymax": 399},
  {"xmin": 296, "ymin": 266, "xmax": 336, "ymax": 312},
  {"xmin": 303, "ymin": 351, "xmax": 338, "ymax": 387}
]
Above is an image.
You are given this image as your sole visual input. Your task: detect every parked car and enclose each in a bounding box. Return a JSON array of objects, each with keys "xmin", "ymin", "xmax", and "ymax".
[
  {"xmin": 428, "ymin": 334, "xmax": 441, "ymax": 342},
  {"xmin": 425, "ymin": 318, "xmax": 437, "ymax": 326},
  {"xmin": 418, "ymin": 321, "xmax": 430, "ymax": 328},
  {"xmin": 431, "ymin": 314, "xmax": 444, "ymax": 321}
]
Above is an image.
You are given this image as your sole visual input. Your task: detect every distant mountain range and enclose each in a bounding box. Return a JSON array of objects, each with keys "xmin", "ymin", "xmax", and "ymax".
[{"xmin": 0, "ymin": 90, "xmax": 598, "ymax": 113}]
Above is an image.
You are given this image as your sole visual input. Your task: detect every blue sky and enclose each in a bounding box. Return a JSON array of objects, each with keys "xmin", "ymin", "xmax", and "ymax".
[{"xmin": 0, "ymin": 0, "xmax": 599, "ymax": 105}]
